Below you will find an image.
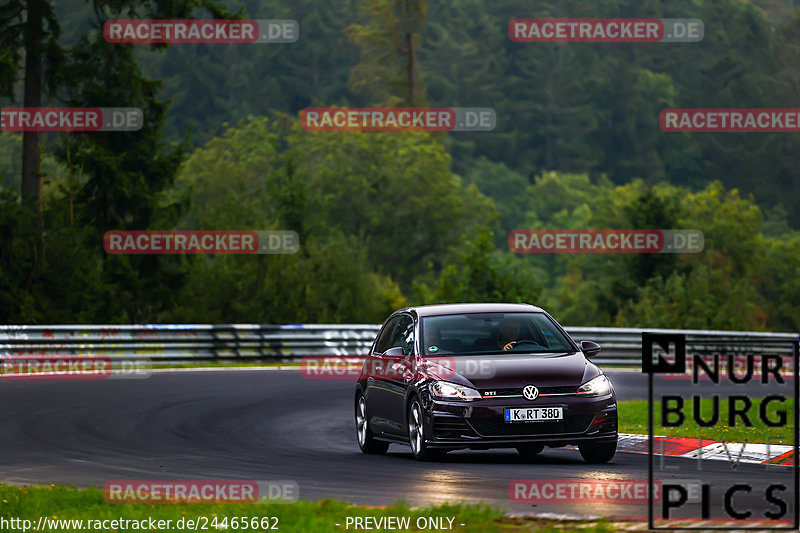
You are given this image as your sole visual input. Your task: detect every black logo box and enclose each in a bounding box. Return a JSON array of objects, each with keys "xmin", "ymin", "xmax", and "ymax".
[{"xmin": 643, "ymin": 332, "xmax": 687, "ymax": 374}]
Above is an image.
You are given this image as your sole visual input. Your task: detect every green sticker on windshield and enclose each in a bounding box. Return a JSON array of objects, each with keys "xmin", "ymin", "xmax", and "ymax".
[{"xmin": 428, "ymin": 346, "xmax": 439, "ymax": 353}]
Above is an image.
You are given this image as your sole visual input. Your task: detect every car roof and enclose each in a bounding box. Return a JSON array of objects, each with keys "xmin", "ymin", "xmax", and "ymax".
[{"xmin": 398, "ymin": 303, "xmax": 545, "ymax": 318}]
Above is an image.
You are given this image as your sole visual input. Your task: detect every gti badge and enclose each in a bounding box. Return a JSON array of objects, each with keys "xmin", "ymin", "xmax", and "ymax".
[{"xmin": 523, "ymin": 385, "xmax": 539, "ymax": 401}]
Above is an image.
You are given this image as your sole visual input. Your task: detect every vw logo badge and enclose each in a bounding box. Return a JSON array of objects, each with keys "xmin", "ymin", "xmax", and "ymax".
[{"xmin": 523, "ymin": 385, "xmax": 539, "ymax": 401}]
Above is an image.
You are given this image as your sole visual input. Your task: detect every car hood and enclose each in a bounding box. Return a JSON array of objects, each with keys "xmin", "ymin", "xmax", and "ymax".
[{"xmin": 424, "ymin": 352, "xmax": 599, "ymax": 389}]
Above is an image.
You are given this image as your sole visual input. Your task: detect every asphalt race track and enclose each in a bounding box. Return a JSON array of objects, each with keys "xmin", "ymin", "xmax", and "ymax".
[{"xmin": 0, "ymin": 369, "xmax": 794, "ymax": 521}]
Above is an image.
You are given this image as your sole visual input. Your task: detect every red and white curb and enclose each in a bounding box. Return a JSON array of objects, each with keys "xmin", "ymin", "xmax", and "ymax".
[
  {"xmin": 614, "ymin": 433, "xmax": 794, "ymax": 466},
  {"xmin": 507, "ymin": 514, "xmax": 793, "ymax": 531}
]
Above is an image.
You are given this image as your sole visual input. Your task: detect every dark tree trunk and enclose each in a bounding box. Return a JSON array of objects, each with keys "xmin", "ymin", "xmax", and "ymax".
[{"xmin": 21, "ymin": 0, "xmax": 43, "ymax": 210}]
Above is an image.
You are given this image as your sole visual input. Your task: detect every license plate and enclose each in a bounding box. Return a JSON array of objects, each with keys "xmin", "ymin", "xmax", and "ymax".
[{"xmin": 504, "ymin": 407, "xmax": 563, "ymax": 422}]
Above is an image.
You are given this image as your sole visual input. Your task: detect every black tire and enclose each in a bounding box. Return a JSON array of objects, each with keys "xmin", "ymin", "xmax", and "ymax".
[
  {"xmin": 516, "ymin": 443, "xmax": 545, "ymax": 458},
  {"xmin": 578, "ymin": 438, "xmax": 617, "ymax": 464},
  {"xmin": 407, "ymin": 399, "xmax": 443, "ymax": 461},
  {"xmin": 355, "ymin": 393, "xmax": 389, "ymax": 454}
]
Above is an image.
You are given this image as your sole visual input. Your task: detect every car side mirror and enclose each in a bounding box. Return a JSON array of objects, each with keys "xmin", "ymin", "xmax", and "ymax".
[
  {"xmin": 580, "ymin": 340, "xmax": 601, "ymax": 358},
  {"xmin": 382, "ymin": 346, "xmax": 406, "ymax": 359}
]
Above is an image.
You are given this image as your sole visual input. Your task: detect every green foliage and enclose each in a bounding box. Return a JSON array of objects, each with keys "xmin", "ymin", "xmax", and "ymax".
[
  {"xmin": 755, "ymin": 234, "xmax": 800, "ymax": 331},
  {"xmin": 529, "ymin": 177, "xmax": 798, "ymax": 331},
  {"xmin": 160, "ymin": 115, "xmax": 495, "ymax": 321},
  {"xmin": 346, "ymin": 0, "xmax": 429, "ymax": 106},
  {"xmin": 0, "ymin": 186, "xmax": 104, "ymax": 323},
  {"xmin": 163, "ymin": 115, "xmax": 413, "ymax": 322},
  {"xmin": 32, "ymin": 0, "xmax": 800, "ymax": 226},
  {"xmin": 282, "ymin": 123, "xmax": 496, "ymax": 286},
  {"xmin": 136, "ymin": 0, "xmax": 362, "ymax": 143},
  {"xmin": 414, "ymin": 228, "xmax": 541, "ymax": 305},
  {"xmin": 51, "ymin": 0, "xmax": 799, "ymax": 227},
  {"xmin": 2, "ymin": 0, "xmax": 800, "ymax": 329},
  {"xmin": 163, "ymin": 116, "xmax": 282, "ymax": 230},
  {"xmin": 167, "ymin": 232, "xmax": 407, "ymax": 323},
  {"xmin": 169, "ymin": 115, "xmax": 497, "ymax": 285},
  {"xmin": 613, "ymin": 183, "xmax": 776, "ymax": 329},
  {"xmin": 617, "ymin": 265, "xmax": 767, "ymax": 330},
  {"xmin": 0, "ymin": 0, "xmax": 62, "ymax": 101},
  {"xmin": 461, "ymin": 157, "xmax": 529, "ymax": 246},
  {"xmin": 0, "ymin": 133, "xmax": 24, "ymax": 189},
  {"xmin": 0, "ymin": 0, "xmax": 241, "ymax": 322},
  {"xmin": 0, "ymin": 483, "xmax": 576, "ymax": 533}
]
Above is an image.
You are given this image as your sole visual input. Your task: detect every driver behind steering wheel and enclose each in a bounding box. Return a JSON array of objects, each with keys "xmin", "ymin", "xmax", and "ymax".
[{"xmin": 497, "ymin": 318, "xmax": 523, "ymax": 351}]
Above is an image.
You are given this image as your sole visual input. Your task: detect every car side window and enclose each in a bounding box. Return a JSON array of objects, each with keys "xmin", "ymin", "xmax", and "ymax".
[
  {"xmin": 388, "ymin": 315, "xmax": 415, "ymax": 356},
  {"xmin": 374, "ymin": 316, "xmax": 399, "ymax": 354}
]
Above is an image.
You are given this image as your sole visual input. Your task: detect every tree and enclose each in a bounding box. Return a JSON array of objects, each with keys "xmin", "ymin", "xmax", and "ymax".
[
  {"xmin": 0, "ymin": 0, "xmax": 242, "ymax": 323},
  {"xmin": 461, "ymin": 157, "xmax": 529, "ymax": 247},
  {"xmin": 0, "ymin": 0, "xmax": 240, "ymax": 207},
  {"xmin": 413, "ymin": 228, "xmax": 541, "ymax": 305},
  {"xmin": 617, "ymin": 264, "xmax": 767, "ymax": 330},
  {"xmin": 346, "ymin": 0, "xmax": 429, "ymax": 106},
  {"xmin": 283, "ymin": 122, "xmax": 496, "ymax": 286},
  {"xmin": 168, "ymin": 116, "xmax": 496, "ymax": 289},
  {"xmin": 0, "ymin": 0, "xmax": 63, "ymax": 210},
  {"xmin": 121, "ymin": 0, "xmax": 362, "ymax": 143},
  {"xmin": 167, "ymin": 231, "xmax": 407, "ymax": 324},
  {"xmin": 163, "ymin": 116, "xmax": 409, "ymax": 323}
]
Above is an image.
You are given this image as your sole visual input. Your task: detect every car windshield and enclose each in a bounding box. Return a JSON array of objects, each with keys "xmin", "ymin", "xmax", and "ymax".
[{"xmin": 420, "ymin": 312, "xmax": 575, "ymax": 355}]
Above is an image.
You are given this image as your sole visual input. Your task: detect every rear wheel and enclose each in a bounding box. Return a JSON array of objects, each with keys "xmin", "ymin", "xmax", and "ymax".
[
  {"xmin": 355, "ymin": 394, "xmax": 389, "ymax": 454},
  {"xmin": 579, "ymin": 438, "xmax": 617, "ymax": 463},
  {"xmin": 516, "ymin": 443, "xmax": 545, "ymax": 458},
  {"xmin": 408, "ymin": 399, "xmax": 443, "ymax": 461}
]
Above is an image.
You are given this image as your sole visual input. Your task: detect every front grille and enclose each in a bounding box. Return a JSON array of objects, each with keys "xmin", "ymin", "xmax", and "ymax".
[
  {"xmin": 468, "ymin": 415, "xmax": 593, "ymax": 437},
  {"xmin": 480, "ymin": 385, "xmax": 578, "ymax": 397},
  {"xmin": 432, "ymin": 416, "xmax": 473, "ymax": 438},
  {"xmin": 540, "ymin": 385, "xmax": 580, "ymax": 394}
]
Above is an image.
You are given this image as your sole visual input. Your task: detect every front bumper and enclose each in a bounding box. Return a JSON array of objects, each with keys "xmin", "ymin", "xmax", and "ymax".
[{"xmin": 423, "ymin": 394, "xmax": 617, "ymax": 449}]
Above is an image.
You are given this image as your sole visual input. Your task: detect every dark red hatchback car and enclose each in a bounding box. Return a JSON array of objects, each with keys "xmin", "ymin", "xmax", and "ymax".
[{"xmin": 354, "ymin": 303, "xmax": 618, "ymax": 462}]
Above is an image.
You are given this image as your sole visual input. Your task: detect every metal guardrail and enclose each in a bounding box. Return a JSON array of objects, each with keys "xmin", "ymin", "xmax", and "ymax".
[
  {"xmin": 565, "ymin": 327, "xmax": 798, "ymax": 365},
  {"xmin": 0, "ymin": 324, "xmax": 381, "ymax": 362},
  {"xmin": 0, "ymin": 324, "xmax": 797, "ymax": 366}
]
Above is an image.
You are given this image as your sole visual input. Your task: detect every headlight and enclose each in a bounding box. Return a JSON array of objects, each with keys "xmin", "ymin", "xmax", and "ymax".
[
  {"xmin": 429, "ymin": 381, "xmax": 482, "ymax": 401},
  {"xmin": 577, "ymin": 375, "xmax": 612, "ymax": 397}
]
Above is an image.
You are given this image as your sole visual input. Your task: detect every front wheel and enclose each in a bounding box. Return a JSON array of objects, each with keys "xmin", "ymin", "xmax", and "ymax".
[
  {"xmin": 578, "ymin": 438, "xmax": 617, "ymax": 464},
  {"xmin": 355, "ymin": 394, "xmax": 389, "ymax": 454},
  {"xmin": 408, "ymin": 399, "xmax": 443, "ymax": 461}
]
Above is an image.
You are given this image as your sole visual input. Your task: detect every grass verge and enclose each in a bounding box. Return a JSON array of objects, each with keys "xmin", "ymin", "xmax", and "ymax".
[
  {"xmin": 617, "ymin": 398, "xmax": 794, "ymax": 444},
  {"xmin": 0, "ymin": 485, "xmax": 625, "ymax": 532}
]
